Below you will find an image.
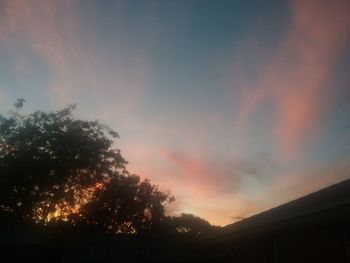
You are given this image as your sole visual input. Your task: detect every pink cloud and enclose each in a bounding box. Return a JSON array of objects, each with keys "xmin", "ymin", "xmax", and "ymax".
[
  {"xmin": 2, "ymin": 0, "xmax": 349, "ymax": 228},
  {"xmin": 156, "ymin": 148, "xmax": 275, "ymax": 225},
  {"xmin": 122, "ymin": 146, "xmax": 235, "ymax": 224},
  {"xmin": 160, "ymin": 149, "xmax": 239, "ymax": 198},
  {"xmin": 237, "ymin": 0, "xmax": 350, "ymax": 157},
  {"xmin": 157, "ymin": 145, "xmax": 350, "ymax": 226}
]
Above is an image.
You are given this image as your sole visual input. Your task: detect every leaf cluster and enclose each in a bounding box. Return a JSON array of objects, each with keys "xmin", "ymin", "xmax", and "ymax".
[{"xmin": 0, "ymin": 103, "xmax": 173, "ymax": 233}]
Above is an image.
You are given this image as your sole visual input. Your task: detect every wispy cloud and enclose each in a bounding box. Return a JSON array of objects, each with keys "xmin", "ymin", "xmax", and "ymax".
[
  {"xmin": 1, "ymin": 0, "xmax": 349, "ymax": 226},
  {"xmin": 0, "ymin": 0, "xmax": 150, "ymax": 113},
  {"xmin": 236, "ymin": 0, "xmax": 350, "ymax": 157},
  {"xmin": 157, "ymin": 148, "xmax": 278, "ymax": 225}
]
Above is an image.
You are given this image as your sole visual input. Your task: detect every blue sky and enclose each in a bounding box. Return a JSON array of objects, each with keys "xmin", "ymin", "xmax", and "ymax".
[{"xmin": 0, "ymin": 0, "xmax": 349, "ymax": 225}]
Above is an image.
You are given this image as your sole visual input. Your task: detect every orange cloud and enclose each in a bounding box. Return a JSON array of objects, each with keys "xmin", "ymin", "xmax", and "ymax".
[
  {"xmin": 157, "ymin": 148, "xmax": 276, "ymax": 225},
  {"xmin": 160, "ymin": 149, "xmax": 238, "ymax": 199},
  {"xmin": 237, "ymin": 0, "xmax": 350, "ymax": 156}
]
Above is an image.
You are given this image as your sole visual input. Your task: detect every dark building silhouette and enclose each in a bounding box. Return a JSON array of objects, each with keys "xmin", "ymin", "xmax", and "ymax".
[
  {"xmin": 193, "ymin": 178, "xmax": 350, "ymax": 262},
  {"xmin": 1, "ymin": 178, "xmax": 350, "ymax": 262}
]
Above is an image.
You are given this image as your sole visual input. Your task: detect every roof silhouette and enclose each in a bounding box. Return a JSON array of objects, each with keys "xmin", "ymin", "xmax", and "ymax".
[{"xmin": 221, "ymin": 178, "xmax": 350, "ymax": 236}]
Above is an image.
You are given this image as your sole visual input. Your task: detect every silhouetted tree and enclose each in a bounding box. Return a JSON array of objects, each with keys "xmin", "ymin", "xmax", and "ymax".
[
  {"xmin": 165, "ymin": 213, "xmax": 220, "ymax": 237},
  {"xmin": 80, "ymin": 176, "xmax": 174, "ymax": 233},
  {"xmin": 0, "ymin": 100, "xmax": 173, "ymax": 233}
]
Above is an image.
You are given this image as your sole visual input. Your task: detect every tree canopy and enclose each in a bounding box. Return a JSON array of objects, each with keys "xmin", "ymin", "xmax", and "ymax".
[
  {"xmin": 165, "ymin": 213, "xmax": 220, "ymax": 237},
  {"xmin": 0, "ymin": 100, "xmax": 174, "ymax": 233}
]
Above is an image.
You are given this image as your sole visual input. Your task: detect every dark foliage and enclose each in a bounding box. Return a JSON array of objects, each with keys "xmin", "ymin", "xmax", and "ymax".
[
  {"xmin": 79, "ymin": 176, "xmax": 175, "ymax": 233},
  {"xmin": 0, "ymin": 100, "xmax": 174, "ymax": 233},
  {"xmin": 165, "ymin": 213, "xmax": 220, "ymax": 237}
]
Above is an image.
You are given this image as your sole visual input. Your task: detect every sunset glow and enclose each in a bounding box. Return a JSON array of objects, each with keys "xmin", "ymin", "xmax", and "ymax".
[
  {"xmin": 34, "ymin": 183, "xmax": 104, "ymax": 224},
  {"xmin": 1, "ymin": 0, "xmax": 349, "ymax": 226}
]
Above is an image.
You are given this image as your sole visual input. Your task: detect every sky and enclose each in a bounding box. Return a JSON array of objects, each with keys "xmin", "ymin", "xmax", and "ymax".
[{"xmin": 0, "ymin": 0, "xmax": 350, "ymax": 226}]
